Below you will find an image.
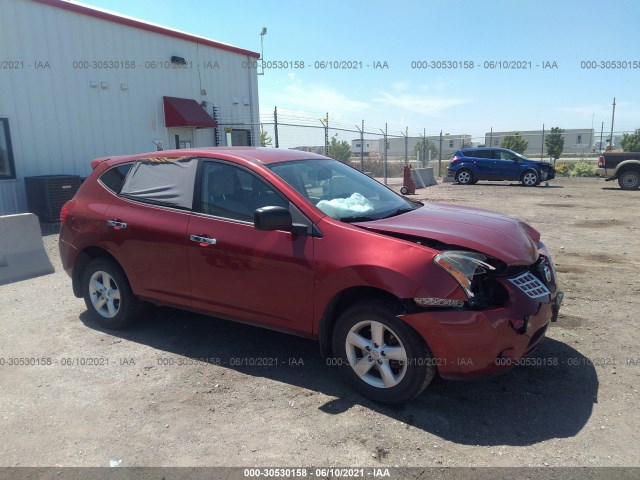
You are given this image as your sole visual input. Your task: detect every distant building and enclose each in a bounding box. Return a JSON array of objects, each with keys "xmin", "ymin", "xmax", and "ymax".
[
  {"xmin": 485, "ymin": 129, "xmax": 595, "ymax": 156},
  {"xmin": 594, "ymin": 135, "xmax": 623, "ymax": 151},
  {"xmin": 376, "ymin": 134, "xmax": 472, "ymax": 158},
  {"xmin": 350, "ymin": 139, "xmax": 380, "ymax": 156},
  {"xmin": 291, "ymin": 146, "xmax": 325, "ymax": 155}
]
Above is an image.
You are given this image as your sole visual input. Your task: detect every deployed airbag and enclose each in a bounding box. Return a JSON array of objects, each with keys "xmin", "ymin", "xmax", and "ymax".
[{"xmin": 316, "ymin": 192, "xmax": 374, "ymax": 218}]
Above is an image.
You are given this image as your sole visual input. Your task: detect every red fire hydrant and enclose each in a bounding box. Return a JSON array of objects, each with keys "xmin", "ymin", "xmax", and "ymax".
[{"xmin": 401, "ymin": 165, "xmax": 416, "ymax": 195}]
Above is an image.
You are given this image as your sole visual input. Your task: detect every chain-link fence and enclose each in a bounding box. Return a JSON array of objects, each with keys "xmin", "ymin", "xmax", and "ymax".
[{"xmin": 215, "ymin": 106, "xmax": 637, "ymax": 182}]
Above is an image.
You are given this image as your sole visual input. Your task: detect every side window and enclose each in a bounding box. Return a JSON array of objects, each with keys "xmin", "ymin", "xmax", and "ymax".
[
  {"xmin": 500, "ymin": 150, "xmax": 515, "ymax": 160},
  {"xmin": 491, "ymin": 150, "xmax": 510, "ymax": 160},
  {"xmin": 99, "ymin": 164, "xmax": 133, "ymax": 194},
  {"xmin": 200, "ymin": 162, "xmax": 288, "ymax": 221}
]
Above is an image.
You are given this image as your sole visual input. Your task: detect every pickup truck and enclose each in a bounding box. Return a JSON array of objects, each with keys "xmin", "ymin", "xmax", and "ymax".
[{"xmin": 598, "ymin": 152, "xmax": 640, "ymax": 190}]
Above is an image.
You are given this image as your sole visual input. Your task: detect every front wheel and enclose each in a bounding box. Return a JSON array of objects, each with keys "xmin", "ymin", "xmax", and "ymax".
[
  {"xmin": 82, "ymin": 258, "xmax": 140, "ymax": 329},
  {"xmin": 618, "ymin": 170, "xmax": 640, "ymax": 190},
  {"xmin": 521, "ymin": 170, "xmax": 539, "ymax": 187},
  {"xmin": 332, "ymin": 301, "xmax": 436, "ymax": 404}
]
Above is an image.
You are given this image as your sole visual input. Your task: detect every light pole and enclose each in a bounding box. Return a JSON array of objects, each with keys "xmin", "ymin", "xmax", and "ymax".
[{"xmin": 258, "ymin": 27, "xmax": 267, "ymax": 76}]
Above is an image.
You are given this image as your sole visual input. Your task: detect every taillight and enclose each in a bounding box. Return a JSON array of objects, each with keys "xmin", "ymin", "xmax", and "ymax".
[
  {"xmin": 60, "ymin": 201, "xmax": 71, "ymax": 223},
  {"xmin": 598, "ymin": 155, "xmax": 605, "ymax": 167},
  {"xmin": 450, "ymin": 156, "xmax": 461, "ymax": 163}
]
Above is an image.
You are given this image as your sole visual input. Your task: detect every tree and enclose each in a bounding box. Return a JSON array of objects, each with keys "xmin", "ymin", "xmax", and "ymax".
[
  {"xmin": 328, "ymin": 136, "xmax": 351, "ymax": 162},
  {"xmin": 260, "ymin": 128, "xmax": 273, "ymax": 147},
  {"xmin": 621, "ymin": 129, "xmax": 640, "ymax": 152},
  {"xmin": 545, "ymin": 127, "xmax": 565, "ymax": 161},
  {"xmin": 500, "ymin": 132, "xmax": 528, "ymax": 154},
  {"xmin": 413, "ymin": 139, "xmax": 439, "ymax": 164}
]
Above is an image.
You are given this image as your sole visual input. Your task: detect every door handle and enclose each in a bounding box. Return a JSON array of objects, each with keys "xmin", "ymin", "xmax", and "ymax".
[
  {"xmin": 106, "ymin": 219, "xmax": 127, "ymax": 230},
  {"xmin": 190, "ymin": 234, "xmax": 217, "ymax": 246}
]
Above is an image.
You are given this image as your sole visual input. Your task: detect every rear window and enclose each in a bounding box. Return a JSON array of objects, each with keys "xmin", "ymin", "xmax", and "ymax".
[
  {"xmin": 99, "ymin": 164, "xmax": 133, "ymax": 194},
  {"xmin": 464, "ymin": 149, "xmax": 490, "ymax": 159},
  {"xmin": 120, "ymin": 158, "xmax": 198, "ymax": 210}
]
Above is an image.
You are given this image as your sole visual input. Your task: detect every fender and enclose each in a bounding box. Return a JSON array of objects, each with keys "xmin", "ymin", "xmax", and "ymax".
[{"xmin": 607, "ymin": 159, "xmax": 640, "ymax": 180}]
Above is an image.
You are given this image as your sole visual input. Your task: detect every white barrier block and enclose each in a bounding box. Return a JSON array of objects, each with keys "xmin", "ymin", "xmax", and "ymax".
[
  {"xmin": 411, "ymin": 168, "xmax": 438, "ymax": 188},
  {"xmin": 0, "ymin": 214, "xmax": 55, "ymax": 286}
]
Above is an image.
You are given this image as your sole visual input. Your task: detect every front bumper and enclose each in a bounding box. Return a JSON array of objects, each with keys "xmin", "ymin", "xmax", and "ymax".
[{"xmin": 401, "ymin": 267, "xmax": 563, "ymax": 380}]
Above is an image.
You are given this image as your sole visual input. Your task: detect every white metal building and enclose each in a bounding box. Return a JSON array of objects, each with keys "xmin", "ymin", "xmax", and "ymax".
[
  {"xmin": 0, "ymin": 0, "xmax": 261, "ymax": 215},
  {"xmin": 382, "ymin": 135, "xmax": 472, "ymax": 158},
  {"xmin": 485, "ymin": 129, "xmax": 595, "ymax": 156},
  {"xmin": 350, "ymin": 139, "xmax": 380, "ymax": 156}
]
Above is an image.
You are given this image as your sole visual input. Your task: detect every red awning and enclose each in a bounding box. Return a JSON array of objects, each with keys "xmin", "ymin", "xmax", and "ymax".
[{"xmin": 163, "ymin": 96, "xmax": 218, "ymax": 128}]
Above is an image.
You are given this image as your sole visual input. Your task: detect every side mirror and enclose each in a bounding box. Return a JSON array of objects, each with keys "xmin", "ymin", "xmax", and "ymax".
[{"xmin": 254, "ymin": 206, "xmax": 307, "ymax": 235}]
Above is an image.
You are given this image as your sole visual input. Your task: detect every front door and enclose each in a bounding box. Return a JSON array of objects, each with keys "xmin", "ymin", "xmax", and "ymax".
[
  {"xmin": 187, "ymin": 160, "xmax": 315, "ymax": 334},
  {"xmin": 491, "ymin": 149, "xmax": 522, "ymax": 180}
]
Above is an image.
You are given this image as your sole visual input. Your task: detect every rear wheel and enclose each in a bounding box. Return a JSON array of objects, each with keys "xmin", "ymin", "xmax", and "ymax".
[
  {"xmin": 332, "ymin": 301, "xmax": 436, "ymax": 404},
  {"xmin": 521, "ymin": 170, "xmax": 539, "ymax": 187},
  {"xmin": 82, "ymin": 258, "xmax": 140, "ymax": 329},
  {"xmin": 455, "ymin": 169, "xmax": 473, "ymax": 185},
  {"xmin": 618, "ymin": 170, "xmax": 640, "ymax": 190}
]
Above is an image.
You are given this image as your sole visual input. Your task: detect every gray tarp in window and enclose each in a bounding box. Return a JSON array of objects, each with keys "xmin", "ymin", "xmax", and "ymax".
[{"xmin": 120, "ymin": 158, "xmax": 198, "ymax": 209}]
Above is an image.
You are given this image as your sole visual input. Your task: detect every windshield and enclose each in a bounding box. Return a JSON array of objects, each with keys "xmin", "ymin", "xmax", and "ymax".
[{"xmin": 269, "ymin": 159, "xmax": 417, "ymax": 221}]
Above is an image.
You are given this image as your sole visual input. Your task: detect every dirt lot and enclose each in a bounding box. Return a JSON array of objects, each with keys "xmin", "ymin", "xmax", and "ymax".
[{"xmin": 1, "ymin": 177, "xmax": 639, "ymax": 468}]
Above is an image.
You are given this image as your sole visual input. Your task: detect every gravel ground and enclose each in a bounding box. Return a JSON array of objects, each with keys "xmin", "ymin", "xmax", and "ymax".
[{"xmin": 0, "ymin": 176, "xmax": 639, "ymax": 468}]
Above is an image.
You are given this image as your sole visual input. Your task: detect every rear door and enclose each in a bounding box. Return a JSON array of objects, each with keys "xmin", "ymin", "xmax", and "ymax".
[
  {"xmin": 468, "ymin": 149, "xmax": 492, "ymax": 179},
  {"xmin": 186, "ymin": 160, "xmax": 315, "ymax": 334},
  {"xmin": 100, "ymin": 158, "xmax": 197, "ymax": 308}
]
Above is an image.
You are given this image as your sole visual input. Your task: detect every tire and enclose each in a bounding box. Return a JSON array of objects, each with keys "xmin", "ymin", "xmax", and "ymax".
[
  {"xmin": 331, "ymin": 301, "xmax": 436, "ymax": 404},
  {"xmin": 455, "ymin": 169, "xmax": 473, "ymax": 185},
  {"xmin": 521, "ymin": 170, "xmax": 539, "ymax": 187},
  {"xmin": 400, "ymin": 186, "xmax": 409, "ymax": 195},
  {"xmin": 618, "ymin": 170, "xmax": 640, "ymax": 190},
  {"xmin": 82, "ymin": 258, "xmax": 140, "ymax": 329}
]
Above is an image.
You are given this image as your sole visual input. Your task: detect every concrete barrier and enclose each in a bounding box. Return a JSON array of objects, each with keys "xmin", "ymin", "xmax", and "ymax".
[
  {"xmin": 0, "ymin": 214, "xmax": 55, "ymax": 286},
  {"xmin": 411, "ymin": 168, "xmax": 438, "ymax": 188}
]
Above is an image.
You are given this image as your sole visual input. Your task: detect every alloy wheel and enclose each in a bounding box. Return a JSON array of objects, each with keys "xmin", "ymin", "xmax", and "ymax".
[
  {"xmin": 522, "ymin": 171, "xmax": 538, "ymax": 186},
  {"xmin": 345, "ymin": 320, "xmax": 408, "ymax": 388},
  {"xmin": 88, "ymin": 271, "xmax": 121, "ymax": 319}
]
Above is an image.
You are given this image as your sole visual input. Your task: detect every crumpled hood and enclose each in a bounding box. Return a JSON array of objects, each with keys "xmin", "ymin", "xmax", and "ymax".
[{"xmin": 355, "ymin": 203, "xmax": 540, "ymax": 265}]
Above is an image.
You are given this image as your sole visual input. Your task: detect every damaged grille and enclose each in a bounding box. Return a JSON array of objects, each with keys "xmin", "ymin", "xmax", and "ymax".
[{"xmin": 508, "ymin": 271, "xmax": 550, "ymax": 299}]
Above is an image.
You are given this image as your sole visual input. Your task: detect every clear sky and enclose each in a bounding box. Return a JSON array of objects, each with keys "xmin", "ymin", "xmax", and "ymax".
[{"xmin": 77, "ymin": 0, "xmax": 640, "ymax": 138}]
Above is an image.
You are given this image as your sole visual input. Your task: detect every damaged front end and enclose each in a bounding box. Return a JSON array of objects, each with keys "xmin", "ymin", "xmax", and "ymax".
[{"xmin": 404, "ymin": 242, "xmax": 563, "ymax": 380}]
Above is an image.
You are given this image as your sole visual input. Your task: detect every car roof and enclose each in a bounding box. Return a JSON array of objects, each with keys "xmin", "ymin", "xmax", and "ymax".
[
  {"xmin": 462, "ymin": 147, "xmax": 501, "ymax": 151},
  {"xmin": 94, "ymin": 147, "xmax": 329, "ymax": 169}
]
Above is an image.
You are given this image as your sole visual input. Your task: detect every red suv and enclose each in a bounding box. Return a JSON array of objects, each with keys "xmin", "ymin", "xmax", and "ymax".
[{"xmin": 59, "ymin": 147, "xmax": 563, "ymax": 404}]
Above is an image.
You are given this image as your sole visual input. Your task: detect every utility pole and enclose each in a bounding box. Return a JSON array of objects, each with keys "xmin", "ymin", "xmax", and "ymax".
[
  {"xmin": 541, "ymin": 124, "xmax": 545, "ymax": 160},
  {"xmin": 609, "ymin": 97, "xmax": 616, "ymax": 150},
  {"xmin": 600, "ymin": 122, "xmax": 604, "ymax": 154}
]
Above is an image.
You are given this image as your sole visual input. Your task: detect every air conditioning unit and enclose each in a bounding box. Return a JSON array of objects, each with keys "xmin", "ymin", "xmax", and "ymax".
[{"xmin": 24, "ymin": 175, "xmax": 82, "ymax": 223}]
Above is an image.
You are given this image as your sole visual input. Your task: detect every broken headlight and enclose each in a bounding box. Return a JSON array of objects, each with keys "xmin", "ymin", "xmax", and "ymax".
[{"xmin": 433, "ymin": 251, "xmax": 510, "ymax": 308}]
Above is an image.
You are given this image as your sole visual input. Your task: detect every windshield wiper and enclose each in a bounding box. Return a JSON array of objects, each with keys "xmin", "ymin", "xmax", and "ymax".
[
  {"xmin": 340, "ymin": 215, "xmax": 377, "ymax": 223},
  {"xmin": 380, "ymin": 207, "xmax": 415, "ymax": 219}
]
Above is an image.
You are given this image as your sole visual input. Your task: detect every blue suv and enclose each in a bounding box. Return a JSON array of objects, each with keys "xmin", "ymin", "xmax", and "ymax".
[{"xmin": 447, "ymin": 148, "xmax": 555, "ymax": 186}]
